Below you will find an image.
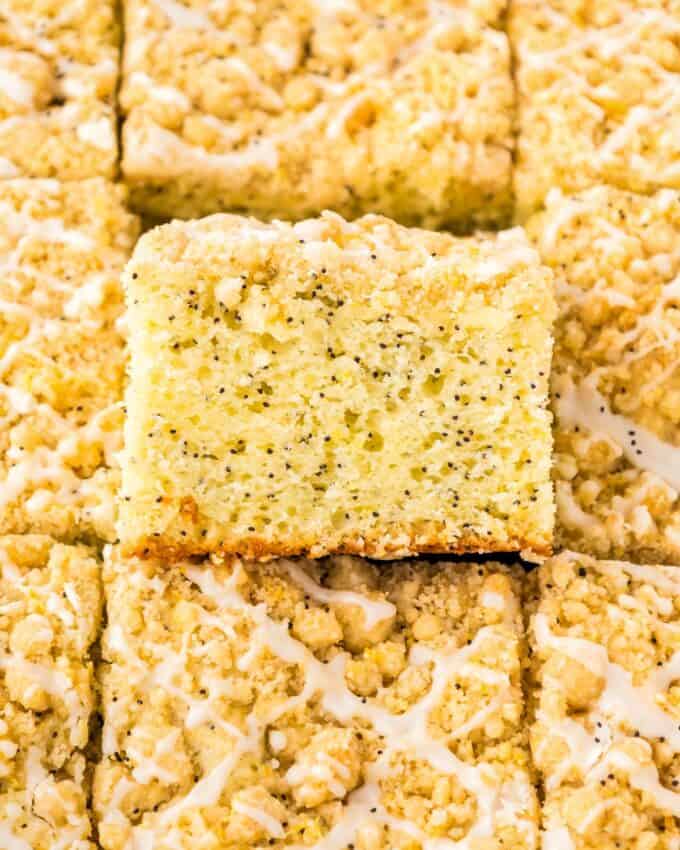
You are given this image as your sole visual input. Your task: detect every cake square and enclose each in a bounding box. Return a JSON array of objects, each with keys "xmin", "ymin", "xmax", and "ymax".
[
  {"xmin": 0, "ymin": 179, "xmax": 140, "ymax": 543},
  {"xmin": 0, "ymin": 534, "xmax": 102, "ymax": 850},
  {"xmin": 0, "ymin": 0, "xmax": 119, "ymax": 179},
  {"xmin": 119, "ymin": 212, "xmax": 556, "ymax": 561},
  {"xmin": 120, "ymin": 0, "xmax": 515, "ymax": 230},
  {"xmin": 511, "ymin": 0, "xmax": 680, "ymax": 220},
  {"xmin": 525, "ymin": 186, "xmax": 680, "ymax": 563},
  {"xmin": 528, "ymin": 551, "xmax": 680, "ymax": 850},
  {"xmin": 94, "ymin": 550, "xmax": 537, "ymax": 850}
]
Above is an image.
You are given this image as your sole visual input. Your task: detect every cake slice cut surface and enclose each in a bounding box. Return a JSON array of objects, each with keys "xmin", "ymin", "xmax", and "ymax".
[
  {"xmin": 95, "ymin": 550, "xmax": 538, "ymax": 850},
  {"xmin": 120, "ymin": 212, "xmax": 556, "ymax": 560}
]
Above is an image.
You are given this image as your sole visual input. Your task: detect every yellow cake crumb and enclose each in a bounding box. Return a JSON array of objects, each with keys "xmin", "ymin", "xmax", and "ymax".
[
  {"xmin": 119, "ymin": 212, "xmax": 556, "ymax": 561},
  {"xmin": 0, "ymin": 179, "xmax": 140, "ymax": 543},
  {"xmin": 528, "ymin": 550, "xmax": 680, "ymax": 850},
  {"xmin": 526, "ymin": 185, "xmax": 680, "ymax": 563},
  {"xmin": 94, "ymin": 550, "xmax": 537, "ymax": 850},
  {"xmin": 0, "ymin": 534, "xmax": 102, "ymax": 850},
  {"xmin": 120, "ymin": 0, "xmax": 515, "ymax": 230},
  {"xmin": 0, "ymin": 0, "xmax": 119, "ymax": 179}
]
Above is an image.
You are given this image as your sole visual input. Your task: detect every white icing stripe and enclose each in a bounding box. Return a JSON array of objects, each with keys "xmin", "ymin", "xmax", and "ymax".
[
  {"xmin": 0, "ymin": 655, "xmax": 84, "ymax": 745},
  {"xmin": 232, "ymin": 800, "xmax": 285, "ymax": 838},
  {"xmin": 555, "ymin": 376, "xmax": 680, "ymax": 491},
  {"xmin": 0, "ymin": 68, "xmax": 34, "ymax": 107},
  {"xmin": 534, "ymin": 613, "xmax": 680, "ymax": 751},
  {"xmin": 106, "ymin": 560, "xmax": 530, "ymax": 849},
  {"xmin": 281, "ymin": 560, "xmax": 396, "ymax": 628},
  {"xmin": 0, "ymin": 825, "xmax": 32, "ymax": 850}
]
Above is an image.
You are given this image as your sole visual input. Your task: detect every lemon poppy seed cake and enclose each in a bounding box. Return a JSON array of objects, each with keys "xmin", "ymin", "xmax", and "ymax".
[
  {"xmin": 94, "ymin": 550, "xmax": 538, "ymax": 850},
  {"xmin": 511, "ymin": 0, "xmax": 680, "ymax": 220},
  {"xmin": 0, "ymin": 0, "xmax": 119, "ymax": 179},
  {"xmin": 527, "ymin": 551, "xmax": 680, "ymax": 850},
  {"xmin": 0, "ymin": 179, "xmax": 140, "ymax": 543},
  {"xmin": 119, "ymin": 212, "xmax": 556, "ymax": 561},
  {"xmin": 0, "ymin": 534, "xmax": 102, "ymax": 850},
  {"xmin": 526, "ymin": 186, "xmax": 680, "ymax": 564},
  {"xmin": 120, "ymin": 0, "xmax": 515, "ymax": 230}
]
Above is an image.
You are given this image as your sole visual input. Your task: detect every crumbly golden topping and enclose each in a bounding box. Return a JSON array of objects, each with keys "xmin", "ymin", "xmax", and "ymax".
[
  {"xmin": 121, "ymin": 0, "xmax": 514, "ymax": 229},
  {"xmin": 0, "ymin": 0, "xmax": 119, "ymax": 178},
  {"xmin": 0, "ymin": 534, "xmax": 101, "ymax": 850},
  {"xmin": 529, "ymin": 551, "xmax": 680, "ymax": 849},
  {"xmin": 0, "ymin": 179, "xmax": 140, "ymax": 543},
  {"xmin": 511, "ymin": 0, "xmax": 680, "ymax": 219},
  {"xmin": 95, "ymin": 550, "xmax": 536, "ymax": 850},
  {"xmin": 526, "ymin": 185, "xmax": 680, "ymax": 563}
]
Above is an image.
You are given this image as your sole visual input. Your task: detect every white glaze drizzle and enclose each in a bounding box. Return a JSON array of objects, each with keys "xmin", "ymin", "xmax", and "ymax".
[{"xmin": 101, "ymin": 559, "xmax": 533, "ymax": 849}]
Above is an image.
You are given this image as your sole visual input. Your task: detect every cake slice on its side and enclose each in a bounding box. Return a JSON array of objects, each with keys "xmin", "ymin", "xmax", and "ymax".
[
  {"xmin": 120, "ymin": 0, "xmax": 515, "ymax": 230},
  {"xmin": 526, "ymin": 185, "xmax": 680, "ymax": 563},
  {"xmin": 0, "ymin": 534, "xmax": 102, "ymax": 850},
  {"xmin": 0, "ymin": 179, "xmax": 139, "ymax": 543},
  {"xmin": 527, "ymin": 550, "xmax": 680, "ymax": 850},
  {"xmin": 95, "ymin": 550, "xmax": 538, "ymax": 850},
  {"xmin": 119, "ymin": 212, "xmax": 556, "ymax": 561},
  {"xmin": 0, "ymin": 0, "xmax": 119, "ymax": 179}
]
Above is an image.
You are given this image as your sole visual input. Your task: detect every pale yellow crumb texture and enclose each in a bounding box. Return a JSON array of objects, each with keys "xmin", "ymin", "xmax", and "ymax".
[
  {"xmin": 119, "ymin": 212, "xmax": 556, "ymax": 561},
  {"xmin": 525, "ymin": 185, "xmax": 680, "ymax": 564},
  {"xmin": 528, "ymin": 550, "xmax": 680, "ymax": 850},
  {"xmin": 0, "ymin": 534, "xmax": 102, "ymax": 850},
  {"xmin": 511, "ymin": 0, "xmax": 680, "ymax": 220},
  {"xmin": 0, "ymin": 0, "xmax": 119, "ymax": 179},
  {"xmin": 94, "ymin": 550, "xmax": 537, "ymax": 850},
  {"xmin": 121, "ymin": 0, "xmax": 514, "ymax": 229},
  {"xmin": 0, "ymin": 179, "xmax": 140, "ymax": 544}
]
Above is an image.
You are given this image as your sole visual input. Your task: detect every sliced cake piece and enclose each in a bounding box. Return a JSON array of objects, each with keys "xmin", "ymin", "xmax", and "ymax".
[
  {"xmin": 0, "ymin": 534, "xmax": 102, "ymax": 850},
  {"xmin": 528, "ymin": 550, "xmax": 680, "ymax": 850},
  {"xmin": 526, "ymin": 185, "xmax": 680, "ymax": 563},
  {"xmin": 511, "ymin": 0, "xmax": 680, "ymax": 219},
  {"xmin": 120, "ymin": 0, "xmax": 515, "ymax": 230},
  {"xmin": 119, "ymin": 212, "xmax": 556, "ymax": 561},
  {"xmin": 0, "ymin": 0, "xmax": 119, "ymax": 179},
  {"xmin": 94, "ymin": 550, "xmax": 538, "ymax": 850},
  {"xmin": 0, "ymin": 179, "xmax": 140, "ymax": 543}
]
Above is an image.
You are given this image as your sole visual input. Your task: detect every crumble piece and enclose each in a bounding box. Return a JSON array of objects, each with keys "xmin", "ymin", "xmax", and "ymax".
[
  {"xmin": 121, "ymin": 0, "xmax": 514, "ymax": 230},
  {"xmin": 0, "ymin": 0, "xmax": 119, "ymax": 178},
  {"xmin": 511, "ymin": 0, "xmax": 680, "ymax": 220},
  {"xmin": 0, "ymin": 534, "xmax": 101, "ymax": 850},
  {"xmin": 0, "ymin": 179, "xmax": 140, "ymax": 543},
  {"xmin": 528, "ymin": 550, "xmax": 680, "ymax": 850},
  {"xmin": 94, "ymin": 550, "xmax": 537, "ymax": 850},
  {"xmin": 525, "ymin": 185, "xmax": 680, "ymax": 563}
]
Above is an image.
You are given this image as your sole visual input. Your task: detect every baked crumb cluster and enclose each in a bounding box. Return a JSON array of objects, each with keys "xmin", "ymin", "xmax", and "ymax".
[
  {"xmin": 528, "ymin": 551, "xmax": 680, "ymax": 849},
  {"xmin": 95, "ymin": 551, "xmax": 537, "ymax": 850},
  {"xmin": 0, "ymin": 179, "xmax": 139, "ymax": 544},
  {"xmin": 526, "ymin": 186, "xmax": 680, "ymax": 564},
  {"xmin": 511, "ymin": 0, "xmax": 680, "ymax": 220},
  {"xmin": 120, "ymin": 0, "xmax": 515, "ymax": 230},
  {"xmin": 119, "ymin": 212, "xmax": 555, "ymax": 561},
  {"xmin": 0, "ymin": 534, "xmax": 101, "ymax": 850},
  {"xmin": 0, "ymin": 0, "xmax": 119, "ymax": 179}
]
